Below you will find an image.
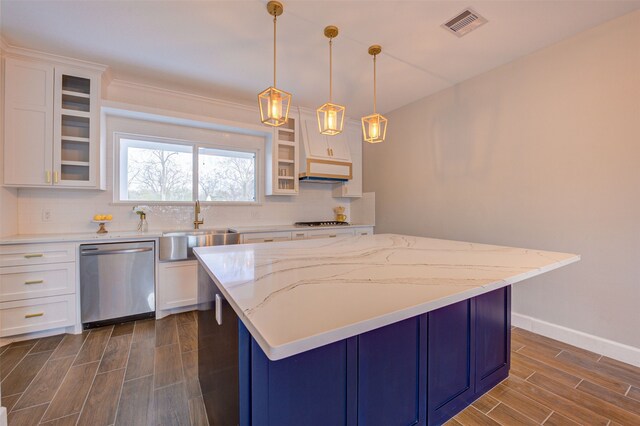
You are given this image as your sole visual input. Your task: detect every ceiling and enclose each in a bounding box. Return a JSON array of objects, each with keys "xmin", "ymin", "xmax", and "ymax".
[{"xmin": 1, "ymin": 0, "xmax": 639, "ymax": 118}]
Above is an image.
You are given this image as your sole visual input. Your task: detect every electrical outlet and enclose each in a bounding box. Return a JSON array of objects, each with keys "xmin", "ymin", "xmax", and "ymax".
[
  {"xmin": 42, "ymin": 208, "xmax": 52, "ymax": 222},
  {"xmin": 250, "ymin": 209, "xmax": 260, "ymax": 220}
]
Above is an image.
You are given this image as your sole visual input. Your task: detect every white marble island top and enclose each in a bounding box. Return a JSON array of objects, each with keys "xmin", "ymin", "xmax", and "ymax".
[{"xmin": 194, "ymin": 234, "xmax": 580, "ymax": 361}]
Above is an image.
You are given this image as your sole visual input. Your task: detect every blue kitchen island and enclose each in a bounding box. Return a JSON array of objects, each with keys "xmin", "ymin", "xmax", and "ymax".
[{"xmin": 195, "ymin": 234, "xmax": 579, "ymax": 426}]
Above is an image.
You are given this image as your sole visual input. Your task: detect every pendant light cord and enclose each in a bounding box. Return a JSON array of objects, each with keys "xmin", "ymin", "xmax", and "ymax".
[
  {"xmin": 373, "ymin": 54, "xmax": 377, "ymax": 113},
  {"xmin": 273, "ymin": 15, "xmax": 277, "ymax": 87},
  {"xmin": 329, "ymin": 38, "xmax": 333, "ymax": 102}
]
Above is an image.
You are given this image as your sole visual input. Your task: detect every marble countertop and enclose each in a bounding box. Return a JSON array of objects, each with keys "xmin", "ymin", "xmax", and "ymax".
[
  {"xmin": 230, "ymin": 223, "xmax": 374, "ymax": 233},
  {"xmin": 0, "ymin": 224, "xmax": 374, "ymax": 244},
  {"xmin": 194, "ymin": 233, "xmax": 580, "ymax": 361},
  {"xmin": 0, "ymin": 230, "xmax": 163, "ymax": 244}
]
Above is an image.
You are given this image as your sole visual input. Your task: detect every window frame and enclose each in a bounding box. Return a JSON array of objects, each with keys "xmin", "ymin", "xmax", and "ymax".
[{"xmin": 113, "ymin": 131, "xmax": 262, "ymax": 206}]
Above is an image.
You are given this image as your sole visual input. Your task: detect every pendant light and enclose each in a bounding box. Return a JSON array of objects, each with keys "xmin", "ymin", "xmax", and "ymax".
[
  {"xmin": 258, "ymin": 1, "xmax": 292, "ymax": 127},
  {"xmin": 317, "ymin": 26, "xmax": 345, "ymax": 136},
  {"xmin": 361, "ymin": 45, "xmax": 387, "ymax": 143}
]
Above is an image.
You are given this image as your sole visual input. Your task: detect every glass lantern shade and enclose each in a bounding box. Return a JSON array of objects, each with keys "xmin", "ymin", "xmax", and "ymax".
[
  {"xmin": 258, "ymin": 86, "xmax": 292, "ymax": 127},
  {"xmin": 361, "ymin": 113, "xmax": 387, "ymax": 143},
  {"xmin": 316, "ymin": 102, "xmax": 346, "ymax": 136}
]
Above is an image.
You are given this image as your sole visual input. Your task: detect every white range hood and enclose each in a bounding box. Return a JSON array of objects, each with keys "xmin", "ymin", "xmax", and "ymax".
[{"xmin": 298, "ymin": 112, "xmax": 352, "ymax": 183}]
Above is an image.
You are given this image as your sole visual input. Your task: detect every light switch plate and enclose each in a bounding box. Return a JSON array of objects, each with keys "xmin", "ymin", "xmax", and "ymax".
[{"xmin": 42, "ymin": 209, "xmax": 52, "ymax": 222}]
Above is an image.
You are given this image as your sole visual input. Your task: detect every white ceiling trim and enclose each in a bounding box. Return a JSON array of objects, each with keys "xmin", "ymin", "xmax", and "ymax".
[{"xmin": 3, "ymin": 42, "xmax": 108, "ymax": 72}]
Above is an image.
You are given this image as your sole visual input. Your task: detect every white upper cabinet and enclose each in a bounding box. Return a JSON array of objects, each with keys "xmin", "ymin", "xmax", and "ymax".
[
  {"xmin": 333, "ymin": 125, "xmax": 363, "ymax": 198},
  {"xmin": 3, "ymin": 55, "xmax": 105, "ymax": 189},
  {"xmin": 3, "ymin": 59, "xmax": 54, "ymax": 186}
]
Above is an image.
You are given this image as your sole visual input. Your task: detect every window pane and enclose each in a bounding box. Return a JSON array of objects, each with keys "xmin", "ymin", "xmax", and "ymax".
[
  {"xmin": 120, "ymin": 138, "xmax": 193, "ymax": 201},
  {"xmin": 198, "ymin": 148, "xmax": 256, "ymax": 202}
]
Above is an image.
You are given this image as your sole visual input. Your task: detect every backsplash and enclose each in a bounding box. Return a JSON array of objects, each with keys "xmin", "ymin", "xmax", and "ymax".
[{"xmin": 16, "ymin": 183, "xmax": 353, "ymax": 235}]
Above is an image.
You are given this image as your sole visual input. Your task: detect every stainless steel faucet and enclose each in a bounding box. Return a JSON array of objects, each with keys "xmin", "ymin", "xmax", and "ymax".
[{"xmin": 193, "ymin": 200, "xmax": 204, "ymax": 229}]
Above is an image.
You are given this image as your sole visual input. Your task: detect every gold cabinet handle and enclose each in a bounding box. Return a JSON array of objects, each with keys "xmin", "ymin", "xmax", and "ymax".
[
  {"xmin": 24, "ymin": 279, "xmax": 44, "ymax": 285},
  {"xmin": 54, "ymin": 171, "xmax": 59, "ymax": 184},
  {"xmin": 329, "ymin": 235, "xmax": 337, "ymax": 238},
  {"xmin": 25, "ymin": 312, "xmax": 44, "ymax": 318},
  {"xmin": 263, "ymin": 239, "xmax": 274, "ymax": 242},
  {"xmin": 327, "ymin": 147, "xmax": 331, "ymax": 156},
  {"xmin": 330, "ymin": 148, "xmax": 334, "ymax": 156},
  {"xmin": 24, "ymin": 253, "xmax": 44, "ymax": 259},
  {"xmin": 46, "ymin": 170, "xmax": 51, "ymax": 183}
]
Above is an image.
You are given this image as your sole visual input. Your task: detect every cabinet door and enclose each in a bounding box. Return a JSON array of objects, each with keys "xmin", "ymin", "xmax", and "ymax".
[
  {"xmin": 427, "ymin": 299, "xmax": 475, "ymax": 426},
  {"xmin": 4, "ymin": 58, "xmax": 54, "ymax": 186},
  {"xmin": 475, "ymin": 286, "xmax": 511, "ymax": 394},
  {"xmin": 357, "ymin": 316, "xmax": 426, "ymax": 426},
  {"xmin": 326, "ymin": 131, "xmax": 351, "ymax": 162},
  {"xmin": 157, "ymin": 260, "xmax": 197, "ymax": 310},
  {"xmin": 303, "ymin": 118, "xmax": 330, "ymax": 158},
  {"xmin": 251, "ymin": 337, "xmax": 357, "ymax": 426},
  {"xmin": 53, "ymin": 66, "xmax": 100, "ymax": 188}
]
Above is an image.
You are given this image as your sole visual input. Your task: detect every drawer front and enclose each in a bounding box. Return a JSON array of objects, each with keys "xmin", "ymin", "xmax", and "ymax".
[
  {"xmin": 353, "ymin": 227, "xmax": 374, "ymax": 236},
  {"xmin": 291, "ymin": 230, "xmax": 307, "ymax": 240},
  {"xmin": 242, "ymin": 232, "xmax": 292, "ymax": 244},
  {"xmin": 304, "ymin": 229, "xmax": 355, "ymax": 240},
  {"xmin": 0, "ymin": 294, "xmax": 76, "ymax": 337},
  {"xmin": 0, "ymin": 262, "xmax": 76, "ymax": 302},
  {"xmin": 0, "ymin": 243, "xmax": 76, "ymax": 267}
]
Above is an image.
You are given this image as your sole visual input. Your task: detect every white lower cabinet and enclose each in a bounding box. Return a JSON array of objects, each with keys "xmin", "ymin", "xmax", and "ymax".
[
  {"xmin": 0, "ymin": 294, "xmax": 76, "ymax": 337},
  {"xmin": 241, "ymin": 231, "xmax": 293, "ymax": 244},
  {"xmin": 157, "ymin": 260, "xmax": 198, "ymax": 311},
  {"xmin": 354, "ymin": 227, "xmax": 374, "ymax": 236},
  {"xmin": 0, "ymin": 262, "xmax": 75, "ymax": 303},
  {"xmin": 304, "ymin": 229, "xmax": 356, "ymax": 240},
  {"xmin": 0, "ymin": 242, "xmax": 78, "ymax": 338}
]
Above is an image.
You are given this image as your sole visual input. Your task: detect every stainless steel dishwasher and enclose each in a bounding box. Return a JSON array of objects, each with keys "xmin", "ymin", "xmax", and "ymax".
[{"xmin": 80, "ymin": 241, "xmax": 155, "ymax": 328}]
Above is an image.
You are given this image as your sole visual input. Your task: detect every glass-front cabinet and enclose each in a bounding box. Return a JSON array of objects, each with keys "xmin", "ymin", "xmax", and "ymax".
[{"xmin": 3, "ymin": 55, "xmax": 105, "ymax": 189}]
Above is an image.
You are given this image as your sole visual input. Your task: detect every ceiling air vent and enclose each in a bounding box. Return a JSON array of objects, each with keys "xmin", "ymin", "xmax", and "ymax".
[{"xmin": 442, "ymin": 8, "xmax": 487, "ymax": 37}]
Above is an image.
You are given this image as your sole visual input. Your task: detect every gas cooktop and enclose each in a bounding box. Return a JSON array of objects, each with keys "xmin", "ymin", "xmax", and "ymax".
[{"xmin": 294, "ymin": 221, "xmax": 350, "ymax": 227}]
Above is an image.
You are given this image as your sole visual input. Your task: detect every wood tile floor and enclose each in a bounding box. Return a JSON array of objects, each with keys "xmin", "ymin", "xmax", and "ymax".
[
  {"xmin": 2, "ymin": 317, "xmax": 639, "ymax": 426},
  {"xmin": 449, "ymin": 327, "xmax": 640, "ymax": 426},
  {"xmin": 1, "ymin": 311, "xmax": 204, "ymax": 426}
]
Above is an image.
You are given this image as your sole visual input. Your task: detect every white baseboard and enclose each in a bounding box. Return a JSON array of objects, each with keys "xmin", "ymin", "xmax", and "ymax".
[{"xmin": 512, "ymin": 312, "xmax": 640, "ymax": 368}]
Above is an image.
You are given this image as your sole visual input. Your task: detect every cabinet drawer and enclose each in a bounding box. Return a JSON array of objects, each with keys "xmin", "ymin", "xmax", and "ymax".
[
  {"xmin": 304, "ymin": 229, "xmax": 354, "ymax": 239},
  {"xmin": 0, "ymin": 262, "xmax": 75, "ymax": 302},
  {"xmin": 353, "ymin": 227, "xmax": 374, "ymax": 236},
  {"xmin": 0, "ymin": 294, "xmax": 76, "ymax": 337},
  {"xmin": 241, "ymin": 232, "xmax": 292, "ymax": 244},
  {"xmin": 0, "ymin": 243, "xmax": 76, "ymax": 267}
]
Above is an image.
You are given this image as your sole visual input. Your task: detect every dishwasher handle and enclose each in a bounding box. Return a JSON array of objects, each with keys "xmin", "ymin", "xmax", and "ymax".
[{"xmin": 80, "ymin": 247, "xmax": 153, "ymax": 256}]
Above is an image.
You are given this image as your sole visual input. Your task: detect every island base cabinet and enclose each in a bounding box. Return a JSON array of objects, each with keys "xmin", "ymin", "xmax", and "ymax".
[
  {"xmin": 427, "ymin": 286, "xmax": 511, "ymax": 425},
  {"xmin": 198, "ymin": 267, "xmax": 511, "ymax": 426}
]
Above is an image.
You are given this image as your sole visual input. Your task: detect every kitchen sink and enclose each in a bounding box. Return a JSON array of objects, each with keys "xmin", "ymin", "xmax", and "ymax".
[{"xmin": 159, "ymin": 228, "xmax": 240, "ymax": 261}]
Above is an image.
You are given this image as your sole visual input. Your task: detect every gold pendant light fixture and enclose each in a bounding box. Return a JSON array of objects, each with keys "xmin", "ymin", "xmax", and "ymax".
[
  {"xmin": 361, "ymin": 45, "xmax": 387, "ymax": 143},
  {"xmin": 317, "ymin": 26, "xmax": 345, "ymax": 136},
  {"xmin": 258, "ymin": 1, "xmax": 292, "ymax": 127}
]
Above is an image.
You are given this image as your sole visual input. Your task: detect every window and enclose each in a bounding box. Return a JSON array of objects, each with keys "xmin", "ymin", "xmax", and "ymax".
[
  {"xmin": 117, "ymin": 134, "xmax": 258, "ymax": 203},
  {"xmin": 198, "ymin": 148, "xmax": 256, "ymax": 202}
]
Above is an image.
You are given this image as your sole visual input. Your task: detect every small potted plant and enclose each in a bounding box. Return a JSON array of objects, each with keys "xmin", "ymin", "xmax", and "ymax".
[{"xmin": 133, "ymin": 205, "xmax": 150, "ymax": 232}]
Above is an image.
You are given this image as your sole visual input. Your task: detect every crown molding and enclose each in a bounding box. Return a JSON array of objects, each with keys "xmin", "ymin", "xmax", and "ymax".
[
  {"xmin": 1, "ymin": 42, "xmax": 108, "ymax": 72},
  {"xmin": 108, "ymin": 79, "xmax": 258, "ymax": 114}
]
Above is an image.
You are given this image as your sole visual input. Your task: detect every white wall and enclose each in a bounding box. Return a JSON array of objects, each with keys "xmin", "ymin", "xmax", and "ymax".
[{"xmin": 364, "ymin": 11, "xmax": 640, "ymax": 350}]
